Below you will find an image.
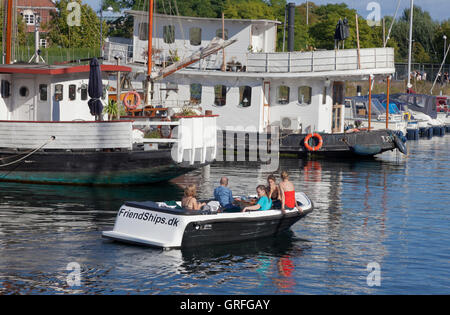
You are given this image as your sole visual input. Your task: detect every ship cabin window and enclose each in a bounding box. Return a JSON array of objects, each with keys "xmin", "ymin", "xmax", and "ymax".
[
  {"xmin": 102, "ymin": 85, "xmax": 107, "ymax": 100},
  {"xmin": 214, "ymin": 85, "xmax": 227, "ymax": 106},
  {"xmin": 139, "ymin": 23, "xmax": 149, "ymax": 40},
  {"xmin": 323, "ymin": 87, "xmax": 327, "ymax": 105},
  {"xmin": 298, "ymin": 86, "xmax": 312, "ymax": 105},
  {"xmin": 81, "ymin": 84, "xmax": 88, "ymax": 101},
  {"xmin": 1, "ymin": 80, "xmax": 11, "ymax": 98},
  {"xmin": 216, "ymin": 29, "xmax": 229, "ymax": 40},
  {"xmin": 277, "ymin": 86, "xmax": 290, "ymax": 105},
  {"xmin": 239, "ymin": 86, "xmax": 252, "ymax": 108},
  {"xmin": 163, "ymin": 25, "xmax": 175, "ymax": 44},
  {"xmin": 69, "ymin": 85, "xmax": 77, "ymax": 101},
  {"xmin": 333, "ymin": 82, "xmax": 345, "ymax": 105},
  {"xmin": 19, "ymin": 87, "xmax": 29, "ymax": 98},
  {"xmin": 39, "ymin": 84, "xmax": 48, "ymax": 102},
  {"xmin": 190, "ymin": 84, "xmax": 202, "ymax": 105},
  {"xmin": 55, "ymin": 84, "xmax": 63, "ymax": 101},
  {"xmin": 355, "ymin": 101, "xmax": 366, "ymax": 117},
  {"xmin": 190, "ymin": 28, "xmax": 202, "ymax": 46}
]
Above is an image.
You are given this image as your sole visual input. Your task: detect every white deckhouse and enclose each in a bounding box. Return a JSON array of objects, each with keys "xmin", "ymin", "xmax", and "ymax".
[{"xmin": 105, "ymin": 10, "xmax": 395, "ymax": 138}]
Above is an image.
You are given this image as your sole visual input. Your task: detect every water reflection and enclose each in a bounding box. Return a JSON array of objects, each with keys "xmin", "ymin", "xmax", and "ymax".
[{"xmin": 1, "ymin": 137, "xmax": 449, "ymax": 294}]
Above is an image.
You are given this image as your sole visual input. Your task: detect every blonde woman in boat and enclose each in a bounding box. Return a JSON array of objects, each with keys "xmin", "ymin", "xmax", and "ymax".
[
  {"xmin": 279, "ymin": 171, "xmax": 303, "ymax": 214},
  {"xmin": 182, "ymin": 184, "xmax": 206, "ymax": 210}
]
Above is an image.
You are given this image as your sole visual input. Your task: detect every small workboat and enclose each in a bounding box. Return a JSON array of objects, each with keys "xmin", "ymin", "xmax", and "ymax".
[{"xmin": 102, "ymin": 192, "xmax": 314, "ymax": 249}]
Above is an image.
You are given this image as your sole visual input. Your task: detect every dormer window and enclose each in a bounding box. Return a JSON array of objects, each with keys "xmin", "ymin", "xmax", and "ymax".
[{"xmin": 22, "ymin": 10, "xmax": 35, "ymax": 25}]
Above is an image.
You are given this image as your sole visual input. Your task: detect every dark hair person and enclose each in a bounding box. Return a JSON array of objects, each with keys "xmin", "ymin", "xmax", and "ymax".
[{"xmin": 267, "ymin": 174, "xmax": 282, "ymax": 209}]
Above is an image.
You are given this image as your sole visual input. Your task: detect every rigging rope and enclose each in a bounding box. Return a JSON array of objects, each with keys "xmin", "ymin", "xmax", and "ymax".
[{"xmin": 0, "ymin": 136, "xmax": 56, "ymax": 168}]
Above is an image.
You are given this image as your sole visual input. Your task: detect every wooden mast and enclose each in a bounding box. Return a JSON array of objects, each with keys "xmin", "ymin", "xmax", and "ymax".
[
  {"xmin": 5, "ymin": 0, "xmax": 13, "ymax": 64},
  {"xmin": 148, "ymin": 0, "xmax": 154, "ymax": 78},
  {"xmin": 145, "ymin": 0, "xmax": 154, "ymax": 106}
]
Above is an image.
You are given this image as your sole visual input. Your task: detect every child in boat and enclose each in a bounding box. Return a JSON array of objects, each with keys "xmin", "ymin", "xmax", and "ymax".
[
  {"xmin": 242, "ymin": 185, "xmax": 272, "ymax": 212},
  {"xmin": 267, "ymin": 174, "xmax": 282, "ymax": 209},
  {"xmin": 279, "ymin": 171, "xmax": 303, "ymax": 214},
  {"xmin": 182, "ymin": 184, "xmax": 206, "ymax": 210}
]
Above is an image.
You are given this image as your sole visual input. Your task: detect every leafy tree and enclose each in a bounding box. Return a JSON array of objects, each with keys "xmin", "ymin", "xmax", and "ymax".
[
  {"xmin": 391, "ymin": 6, "xmax": 438, "ymax": 62},
  {"xmin": 0, "ymin": 3, "xmax": 27, "ymax": 46},
  {"xmin": 413, "ymin": 42, "xmax": 431, "ymax": 63},
  {"xmin": 46, "ymin": 0, "xmax": 108, "ymax": 49},
  {"xmin": 433, "ymin": 19, "xmax": 450, "ymax": 63},
  {"xmin": 309, "ymin": 3, "xmax": 380, "ymax": 50}
]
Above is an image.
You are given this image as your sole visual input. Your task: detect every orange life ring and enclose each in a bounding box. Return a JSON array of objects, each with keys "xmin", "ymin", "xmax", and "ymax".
[
  {"xmin": 124, "ymin": 91, "xmax": 141, "ymax": 110},
  {"xmin": 304, "ymin": 133, "xmax": 323, "ymax": 151},
  {"xmin": 158, "ymin": 117, "xmax": 173, "ymax": 139}
]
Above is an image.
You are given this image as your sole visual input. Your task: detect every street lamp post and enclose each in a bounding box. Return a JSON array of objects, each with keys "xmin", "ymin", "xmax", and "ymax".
[
  {"xmin": 99, "ymin": 3, "xmax": 113, "ymax": 57},
  {"xmin": 444, "ymin": 35, "xmax": 447, "ymax": 62},
  {"xmin": 306, "ymin": 0, "xmax": 309, "ymax": 25}
]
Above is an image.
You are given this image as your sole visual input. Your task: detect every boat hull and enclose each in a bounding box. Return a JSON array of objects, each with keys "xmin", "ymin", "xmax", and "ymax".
[
  {"xmin": 280, "ymin": 129, "xmax": 400, "ymax": 157},
  {"xmin": 0, "ymin": 149, "xmax": 200, "ymax": 185},
  {"xmin": 102, "ymin": 193, "xmax": 313, "ymax": 248}
]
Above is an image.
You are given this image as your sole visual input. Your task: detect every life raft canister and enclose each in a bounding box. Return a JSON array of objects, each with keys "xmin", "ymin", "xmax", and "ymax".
[
  {"xmin": 123, "ymin": 91, "xmax": 141, "ymax": 110},
  {"xmin": 304, "ymin": 133, "xmax": 324, "ymax": 152}
]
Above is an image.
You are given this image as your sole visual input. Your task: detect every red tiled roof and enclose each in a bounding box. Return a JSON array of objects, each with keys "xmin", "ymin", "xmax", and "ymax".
[{"xmin": 17, "ymin": 0, "xmax": 56, "ymax": 8}]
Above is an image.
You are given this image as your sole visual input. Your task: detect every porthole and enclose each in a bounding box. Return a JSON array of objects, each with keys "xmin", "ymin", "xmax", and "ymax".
[{"xmin": 19, "ymin": 86, "xmax": 29, "ymax": 97}]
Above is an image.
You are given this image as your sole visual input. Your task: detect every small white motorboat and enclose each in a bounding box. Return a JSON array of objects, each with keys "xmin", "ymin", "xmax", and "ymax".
[{"xmin": 102, "ymin": 193, "xmax": 314, "ymax": 249}]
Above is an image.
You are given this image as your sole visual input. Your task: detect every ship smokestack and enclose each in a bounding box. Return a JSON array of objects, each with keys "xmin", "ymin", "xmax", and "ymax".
[{"xmin": 287, "ymin": 2, "xmax": 295, "ymax": 52}]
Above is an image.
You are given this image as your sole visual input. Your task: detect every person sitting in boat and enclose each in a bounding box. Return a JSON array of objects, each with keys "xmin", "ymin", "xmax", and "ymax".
[
  {"xmin": 214, "ymin": 177, "xmax": 241, "ymax": 212},
  {"xmin": 279, "ymin": 171, "xmax": 303, "ymax": 214},
  {"xmin": 267, "ymin": 174, "xmax": 282, "ymax": 209},
  {"xmin": 182, "ymin": 184, "xmax": 206, "ymax": 211},
  {"xmin": 242, "ymin": 185, "xmax": 272, "ymax": 212}
]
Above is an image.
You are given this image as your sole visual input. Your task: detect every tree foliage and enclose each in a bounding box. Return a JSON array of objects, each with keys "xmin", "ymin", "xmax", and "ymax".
[
  {"xmin": 46, "ymin": 0, "xmax": 108, "ymax": 49},
  {"xmin": 50, "ymin": 0, "xmax": 448, "ymax": 65}
]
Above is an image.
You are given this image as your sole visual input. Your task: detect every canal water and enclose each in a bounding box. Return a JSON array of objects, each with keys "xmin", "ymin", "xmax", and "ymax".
[{"xmin": 0, "ymin": 136, "xmax": 449, "ymax": 294}]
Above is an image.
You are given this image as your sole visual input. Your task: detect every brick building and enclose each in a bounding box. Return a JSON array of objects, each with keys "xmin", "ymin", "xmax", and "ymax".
[{"xmin": 17, "ymin": 0, "xmax": 57, "ymax": 47}]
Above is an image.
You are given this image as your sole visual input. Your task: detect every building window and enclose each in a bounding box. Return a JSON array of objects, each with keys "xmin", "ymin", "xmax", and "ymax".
[
  {"xmin": 298, "ymin": 86, "xmax": 312, "ymax": 105},
  {"xmin": 189, "ymin": 28, "xmax": 202, "ymax": 46},
  {"xmin": 69, "ymin": 85, "xmax": 76, "ymax": 101},
  {"xmin": 1, "ymin": 80, "xmax": 11, "ymax": 98},
  {"xmin": 163, "ymin": 25, "xmax": 175, "ymax": 44},
  {"xmin": 24, "ymin": 14, "xmax": 35, "ymax": 25},
  {"xmin": 214, "ymin": 85, "xmax": 227, "ymax": 106},
  {"xmin": 216, "ymin": 29, "xmax": 229, "ymax": 40},
  {"xmin": 55, "ymin": 84, "xmax": 63, "ymax": 101},
  {"xmin": 40, "ymin": 38, "xmax": 47, "ymax": 48},
  {"xmin": 39, "ymin": 84, "xmax": 48, "ymax": 101},
  {"xmin": 139, "ymin": 23, "xmax": 149, "ymax": 40},
  {"xmin": 239, "ymin": 86, "xmax": 252, "ymax": 108},
  {"xmin": 190, "ymin": 84, "xmax": 202, "ymax": 105},
  {"xmin": 277, "ymin": 86, "xmax": 290, "ymax": 105}
]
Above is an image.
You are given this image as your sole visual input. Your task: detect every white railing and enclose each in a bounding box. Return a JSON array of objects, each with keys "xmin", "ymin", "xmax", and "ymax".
[
  {"xmin": 246, "ymin": 48, "xmax": 395, "ymax": 73},
  {"xmin": 103, "ymin": 41, "xmax": 133, "ymax": 64},
  {"xmin": 132, "ymin": 116, "xmax": 217, "ymax": 165}
]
